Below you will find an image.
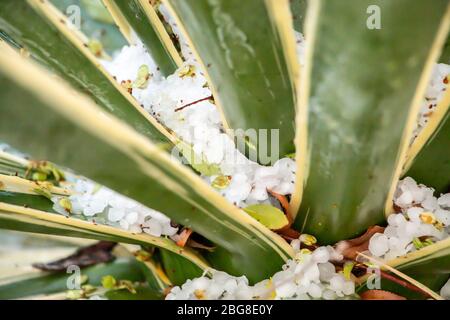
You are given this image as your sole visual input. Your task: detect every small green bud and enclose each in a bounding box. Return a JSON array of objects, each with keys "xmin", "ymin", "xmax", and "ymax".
[
  {"xmin": 299, "ymin": 248, "xmax": 312, "ymax": 255},
  {"xmin": 58, "ymin": 198, "xmax": 72, "ymax": 213},
  {"xmin": 101, "ymin": 275, "xmax": 117, "ymax": 289},
  {"xmin": 133, "ymin": 65, "xmax": 151, "ymax": 89},
  {"xmin": 92, "ymin": 183, "xmax": 102, "ymax": 195},
  {"xmin": 211, "ymin": 175, "xmax": 231, "ymax": 189},
  {"xmin": 285, "ymin": 153, "xmax": 296, "ymax": 159},
  {"xmin": 88, "ymin": 39, "xmax": 104, "ymax": 58},
  {"xmin": 31, "ymin": 172, "xmax": 48, "ymax": 181},
  {"xmin": 178, "ymin": 64, "xmax": 196, "ymax": 78},
  {"xmin": 299, "ymin": 234, "xmax": 317, "ymax": 246},
  {"xmin": 412, "ymin": 237, "xmax": 423, "ymax": 250},
  {"xmin": 343, "ymin": 261, "xmax": 355, "ymax": 280}
]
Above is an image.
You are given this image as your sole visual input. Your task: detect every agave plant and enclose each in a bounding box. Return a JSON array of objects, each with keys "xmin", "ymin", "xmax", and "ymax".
[{"xmin": 0, "ymin": 0, "xmax": 449, "ymax": 300}]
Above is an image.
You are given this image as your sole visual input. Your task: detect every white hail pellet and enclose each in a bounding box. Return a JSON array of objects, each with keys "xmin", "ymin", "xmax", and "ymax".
[
  {"xmin": 166, "ymin": 241, "xmax": 355, "ymax": 300},
  {"xmin": 51, "ymin": 178, "xmax": 177, "ymax": 238}
]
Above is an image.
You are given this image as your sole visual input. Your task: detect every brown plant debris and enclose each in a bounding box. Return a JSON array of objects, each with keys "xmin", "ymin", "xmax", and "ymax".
[
  {"xmin": 360, "ymin": 290, "xmax": 406, "ymax": 300},
  {"xmin": 33, "ymin": 241, "xmax": 117, "ymax": 272},
  {"xmin": 335, "ymin": 225, "xmax": 385, "ymax": 260}
]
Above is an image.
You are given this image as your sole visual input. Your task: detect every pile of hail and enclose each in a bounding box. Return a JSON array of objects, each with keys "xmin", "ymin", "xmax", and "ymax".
[
  {"xmin": 51, "ymin": 178, "xmax": 177, "ymax": 238},
  {"xmin": 166, "ymin": 240, "xmax": 355, "ymax": 300},
  {"xmin": 368, "ymin": 177, "xmax": 450, "ymax": 260}
]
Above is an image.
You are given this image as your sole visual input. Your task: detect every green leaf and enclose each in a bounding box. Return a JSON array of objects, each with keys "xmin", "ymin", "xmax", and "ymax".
[
  {"xmin": 0, "ymin": 43, "xmax": 293, "ymax": 283},
  {"xmin": 103, "ymin": 0, "xmax": 181, "ymax": 76},
  {"xmin": 101, "ymin": 275, "xmax": 117, "ymax": 289},
  {"xmin": 343, "ymin": 261, "xmax": 355, "ymax": 281},
  {"xmin": 0, "ymin": 258, "xmax": 148, "ymax": 299},
  {"xmin": 0, "ymin": 153, "xmax": 65, "ymax": 184},
  {"xmin": 165, "ymin": 0, "xmax": 298, "ymax": 163},
  {"xmin": 292, "ymin": 0, "xmax": 450, "ymax": 244},
  {"xmin": 0, "ymin": 150, "xmax": 33, "ymax": 178},
  {"xmin": 159, "ymin": 249, "xmax": 203, "ymax": 286},
  {"xmin": 0, "ymin": 174, "xmax": 70, "ymax": 196},
  {"xmin": 243, "ymin": 204, "xmax": 288, "ymax": 230},
  {"xmin": 440, "ymin": 33, "xmax": 450, "ymax": 64},
  {"xmin": 50, "ymin": 0, "xmax": 127, "ymax": 54},
  {"xmin": 0, "ymin": 30, "xmax": 21, "ymax": 50},
  {"xmin": 0, "ymin": 192, "xmax": 56, "ymax": 213},
  {"xmin": 0, "ymin": 0, "xmax": 170, "ymax": 143},
  {"xmin": 290, "ymin": 0, "xmax": 307, "ymax": 33}
]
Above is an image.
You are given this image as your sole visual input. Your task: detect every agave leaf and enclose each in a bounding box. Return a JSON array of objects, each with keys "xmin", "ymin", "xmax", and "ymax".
[
  {"xmin": 0, "ymin": 30, "xmax": 20, "ymax": 50},
  {"xmin": 0, "ymin": 257, "xmax": 159, "ymax": 299},
  {"xmin": 0, "ymin": 151, "xmax": 31, "ymax": 178},
  {"xmin": 0, "ymin": 175, "xmax": 69, "ymax": 212},
  {"xmin": 0, "ymin": 175, "xmax": 70, "ymax": 197},
  {"xmin": 102, "ymin": 0, "xmax": 182, "ymax": 76},
  {"xmin": 0, "ymin": 43, "xmax": 293, "ymax": 283},
  {"xmin": 50, "ymin": 0, "xmax": 127, "ymax": 54},
  {"xmin": 159, "ymin": 249, "xmax": 203, "ymax": 286},
  {"xmin": 0, "ymin": 0, "xmax": 171, "ymax": 143},
  {"xmin": 0, "ymin": 192, "xmax": 57, "ymax": 214},
  {"xmin": 164, "ymin": 0, "xmax": 298, "ymax": 163},
  {"xmin": 440, "ymin": 34, "xmax": 450, "ymax": 64},
  {"xmin": 403, "ymin": 106, "xmax": 450, "ymax": 194},
  {"xmin": 0, "ymin": 154, "xmax": 66, "ymax": 185},
  {"xmin": 290, "ymin": 0, "xmax": 307, "ymax": 33},
  {"xmin": 291, "ymin": 0, "xmax": 450, "ymax": 244}
]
